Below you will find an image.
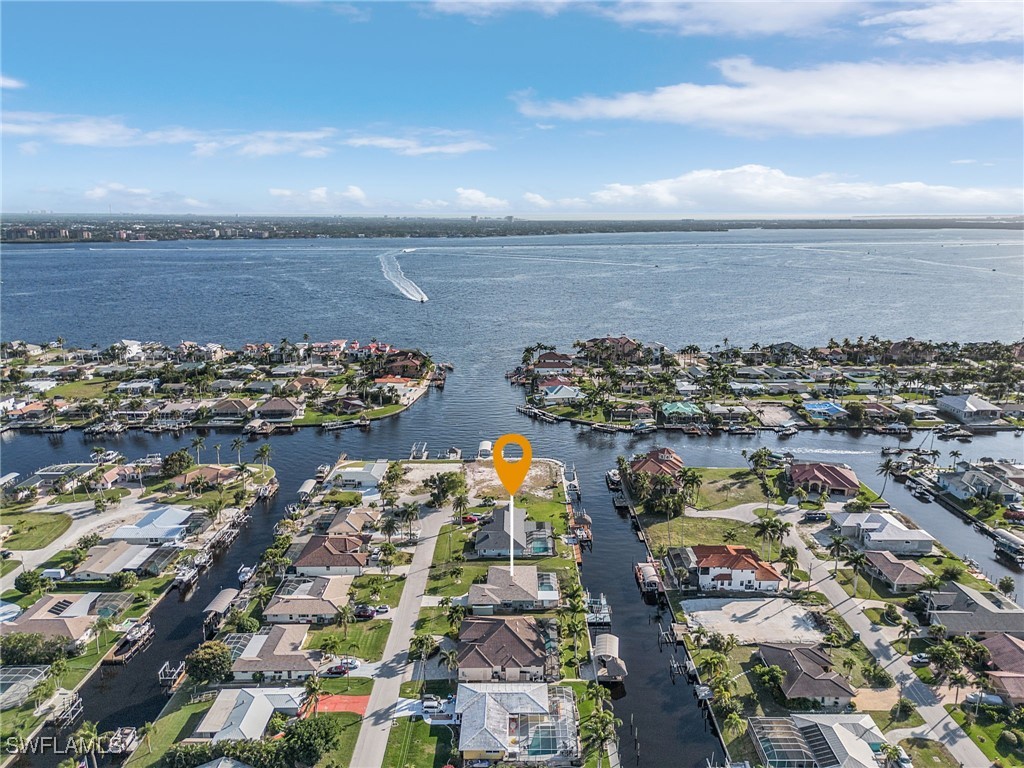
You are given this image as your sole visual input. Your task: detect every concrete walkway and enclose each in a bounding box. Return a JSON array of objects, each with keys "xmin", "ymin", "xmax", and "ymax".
[
  {"xmin": 348, "ymin": 503, "xmax": 447, "ymax": 768},
  {"xmin": 688, "ymin": 504, "xmax": 988, "ymax": 767}
]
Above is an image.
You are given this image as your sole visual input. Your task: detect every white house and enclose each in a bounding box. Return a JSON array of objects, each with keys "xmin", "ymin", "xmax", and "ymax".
[
  {"xmin": 328, "ymin": 459, "xmax": 388, "ymax": 489},
  {"xmin": 689, "ymin": 545, "xmax": 783, "ymax": 592},
  {"xmin": 193, "ymin": 688, "xmax": 305, "ymax": 742},
  {"xmin": 541, "ymin": 385, "xmax": 583, "ymax": 406},
  {"xmin": 831, "ymin": 511, "xmax": 934, "ymax": 556},
  {"xmin": 936, "ymin": 394, "xmax": 1002, "ymax": 424},
  {"xmin": 109, "ymin": 507, "xmax": 190, "ymax": 545},
  {"xmin": 230, "ymin": 625, "xmax": 323, "ymax": 681}
]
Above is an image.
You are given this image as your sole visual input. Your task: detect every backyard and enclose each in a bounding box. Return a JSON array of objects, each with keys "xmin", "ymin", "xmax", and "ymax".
[
  {"xmin": 381, "ymin": 717, "xmax": 456, "ymax": 768},
  {"xmin": 305, "ymin": 619, "xmax": 392, "ymax": 662}
]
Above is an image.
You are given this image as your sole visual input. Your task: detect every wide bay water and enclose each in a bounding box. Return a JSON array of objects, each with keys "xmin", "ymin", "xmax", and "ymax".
[{"xmin": 2, "ymin": 230, "xmax": 1023, "ymax": 767}]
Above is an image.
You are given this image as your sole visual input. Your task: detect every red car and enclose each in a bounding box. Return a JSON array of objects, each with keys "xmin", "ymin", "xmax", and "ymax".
[{"xmin": 461, "ymin": 515, "xmax": 479, "ymax": 524}]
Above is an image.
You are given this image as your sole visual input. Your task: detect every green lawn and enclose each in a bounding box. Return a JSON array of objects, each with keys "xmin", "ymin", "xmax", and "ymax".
[
  {"xmin": 350, "ymin": 574, "xmax": 406, "ymax": 607},
  {"xmin": 324, "ymin": 490, "xmax": 364, "ymax": 506},
  {"xmin": 314, "ymin": 712, "xmax": 363, "ymax": 768},
  {"xmin": 686, "ymin": 467, "xmax": 785, "ymax": 510},
  {"xmin": 2, "ymin": 511, "xmax": 73, "ymax": 550},
  {"xmin": 866, "ymin": 706, "xmax": 925, "ymax": 733},
  {"xmin": 52, "ymin": 487, "xmax": 130, "ymax": 505},
  {"xmin": 381, "ymin": 717, "xmax": 456, "ymax": 768},
  {"xmin": 639, "ymin": 513, "xmax": 762, "ymax": 556},
  {"xmin": 306, "ymin": 620, "xmax": 392, "ymax": 662},
  {"xmin": 834, "ymin": 569, "xmax": 910, "ymax": 604},
  {"xmin": 947, "ymin": 705, "xmax": 1024, "ymax": 767},
  {"xmin": 399, "ymin": 679, "xmax": 457, "ymax": 699},
  {"xmin": 45, "ymin": 379, "xmax": 113, "ymax": 400},
  {"xmin": 1, "ymin": 559, "xmax": 22, "ymax": 577},
  {"xmin": 415, "ymin": 606, "xmax": 454, "ymax": 638},
  {"xmin": 124, "ymin": 689, "xmax": 215, "ymax": 768},
  {"xmin": 919, "ymin": 552, "xmax": 994, "ymax": 592},
  {"xmin": 898, "ymin": 738, "xmax": 960, "ymax": 768},
  {"xmin": 320, "ymin": 677, "xmax": 375, "ymax": 695}
]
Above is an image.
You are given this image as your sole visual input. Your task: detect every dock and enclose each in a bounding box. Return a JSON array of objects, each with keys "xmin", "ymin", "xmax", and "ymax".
[
  {"xmin": 104, "ymin": 620, "xmax": 155, "ymax": 665},
  {"xmin": 158, "ymin": 660, "xmax": 186, "ymax": 693},
  {"xmin": 409, "ymin": 441, "xmax": 429, "ymax": 460},
  {"xmin": 322, "ymin": 420, "xmax": 359, "ymax": 431}
]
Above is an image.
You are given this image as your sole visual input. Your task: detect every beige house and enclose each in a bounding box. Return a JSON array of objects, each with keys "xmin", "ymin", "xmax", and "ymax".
[
  {"xmin": 457, "ymin": 616, "xmax": 550, "ymax": 683},
  {"xmin": 263, "ymin": 576, "xmax": 350, "ymax": 624},
  {"xmin": 468, "ymin": 566, "xmax": 560, "ymax": 615},
  {"xmin": 230, "ymin": 625, "xmax": 323, "ymax": 682}
]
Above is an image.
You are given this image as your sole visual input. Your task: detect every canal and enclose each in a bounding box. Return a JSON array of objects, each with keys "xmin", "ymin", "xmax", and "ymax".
[{"xmin": 4, "ymin": 404, "xmax": 1021, "ymax": 768}]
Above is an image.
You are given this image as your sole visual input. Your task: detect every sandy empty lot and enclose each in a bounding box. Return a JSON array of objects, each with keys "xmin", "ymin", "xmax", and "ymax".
[{"xmin": 682, "ymin": 597, "xmax": 825, "ymax": 644}]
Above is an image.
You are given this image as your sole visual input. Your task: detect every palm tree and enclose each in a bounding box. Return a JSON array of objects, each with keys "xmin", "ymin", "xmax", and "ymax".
[
  {"xmin": 948, "ymin": 449, "xmax": 962, "ymax": 469},
  {"xmin": 92, "ymin": 616, "xmax": 113, "ymax": 654},
  {"xmin": 769, "ymin": 519, "xmax": 792, "ymax": 561},
  {"xmin": 74, "ymin": 721, "xmax": 101, "ymax": 768},
  {"xmin": 446, "ymin": 602, "xmax": 467, "ymax": 632},
  {"xmin": 565, "ymin": 616, "xmax": 586, "ymax": 664},
  {"xmin": 698, "ymin": 651, "xmax": 729, "ymax": 679},
  {"xmin": 191, "ymin": 436, "xmax": 205, "ymax": 465},
  {"xmin": 949, "ymin": 671, "xmax": 969, "ymax": 705},
  {"xmin": 781, "ymin": 549, "xmax": 799, "ymax": 590},
  {"xmin": 334, "ymin": 605, "xmax": 356, "ymax": 638},
  {"xmin": 320, "ymin": 633, "xmax": 345, "ymax": 663},
  {"xmin": 49, "ymin": 657, "xmax": 68, "ymax": 688},
  {"xmin": 409, "ymin": 633, "xmax": 439, "ymax": 684},
  {"xmin": 256, "ymin": 443, "xmax": 272, "ymax": 470},
  {"xmin": 876, "ymin": 458, "xmax": 896, "ymax": 499},
  {"xmin": 588, "ymin": 708, "xmax": 622, "ymax": 768},
  {"xmin": 753, "ymin": 516, "xmax": 774, "ymax": 559},
  {"xmin": 213, "ymin": 443, "xmax": 222, "ymax": 465},
  {"xmin": 898, "ymin": 620, "xmax": 917, "ymax": 654},
  {"xmin": 303, "ymin": 673, "xmax": 324, "ymax": 716},
  {"xmin": 440, "ymin": 648, "xmax": 459, "ymax": 681},
  {"xmin": 586, "ymin": 680, "xmax": 611, "ymax": 712},
  {"xmin": 137, "ymin": 721, "xmax": 154, "ymax": 754},
  {"xmin": 231, "ymin": 437, "xmax": 245, "ymax": 465},
  {"xmin": 844, "ymin": 550, "xmax": 868, "ymax": 595},
  {"xmin": 452, "ymin": 492, "xmax": 470, "ymax": 525},
  {"xmin": 378, "ymin": 515, "xmax": 401, "ymax": 544},
  {"xmin": 251, "ymin": 584, "xmax": 275, "ymax": 610},
  {"xmin": 828, "ymin": 535, "xmax": 847, "ymax": 575},
  {"xmin": 398, "ymin": 502, "xmax": 420, "ymax": 537},
  {"xmin": 879, "ymin": 743, "xmax": 903, "ymax": 767}
]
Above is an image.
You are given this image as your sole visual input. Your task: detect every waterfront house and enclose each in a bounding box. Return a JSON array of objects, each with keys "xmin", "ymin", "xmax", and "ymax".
[
  {"xmin": 210, "ymin": 398, "xmax": 257, "ymax": 421},
  {"xmin": 830, "ymin": 511, "xmax": 934, "ymax": 555},
  {"xmin": 210, "ymin": 379, "xmax": 245, "ymax": 393},
  {"xmin": 468, "ymin": 565, "xmax": 561, "ymax": 614},
  {"xmin": 455, "ymin": 682, "xmax": 579, "ymax": 765},
  {"xmin": 230, "ymin": 624, "xmax": 323, "ymax": 681},
  {"xmin": 70, "ymin": 541, "xmax": 167, "ymax": 581},
  {"xmin": 193, "ymin": 687, "xmax": 304, "ymax": 742},
  {"xmin": 980, "ymin": 634, "xmax": 1024, "ymax": 705},
  {"xmin": 748, "ymin": 714, "xmax": 890, "ymax": 768},
  {"xmin": 171, "ymin": 465, "xmax": 240, "ymax": 491},
  {"xmin": 704, "ymin": 403, "xmax": 751, "ymax": 423},
  {"xmin": 385, "ymin": 350, "xmax": 426, "ymax": 377},
  {"xmin": 15, "ymin": 463, "xmax": 96, "ymax": 498},
  {"xmin": 675, "ymin": 545, "xmax": 782, "ymax": 592},
  {"xmin": 581, "ymin": 335, "xmax": 641, "ymax": 363},
  {"xmin": 757, "ymin": 643, "xmax": 856, "ymax": 707},
  {"xmin": 924, "ymin": 582, "xmax": 1024, "ymax": 639},
  {"xmin": 6, "ymin": 592, "xmax": 133, "ymax": 648},
  {"xmin": 474, "ymin": 506, "xmax": 554, "ymax": 558},
  {"xmin": 115, "ymin": 378, "xmax": 160, "ymax": 395},
  {"xmin": 254, "ymin": 397, "xmax": 304, "ymax": 422},
  {"xmin": 155, "ymin": 400, "xmax": 201, "ymax": 425},
  {"xmin": 532, "ymin": 351, "xmax": 575, "ymax": 375},
  {"xmin": 263, "ymin": 576, "xmax": 349, "ymax": 624},
  {"xmin": 328, "ymin": 459, "xmax": 388, "ymax": 490},
  {"xmin": 628, "ymin": 447, "xmax": 684, "ymax": 478},
  {"xmin": 788, "ymin": 462, "xmax": 860, "ymax": 499},
  {"xmin": 541, "ymin": 385, "xmax": 583, "ymax": 406},
  {"xmin": 95, "ymin": 464, "xmax": 141, "ymax": 490},
  {"xmin": 110, "ymin": 507, "xmax": 191, "ymax": 545},
  {"xmin": 284, "ymin": 376, "xmax": 328, "ymax": 394},
  {"xmin": 861, "ymin": 550, "xmax": 928, "ymax": 593},
  {"xmin": 936, "ymin": 393, "xmax": 1002, "ymax": 424},
  {"xmin": 803, "ymin": 401, "xmax": 849, "ymax": 422},
  {"xmin": 291, "ymin": 535, "xmax": 367, "ymax": 576},
  {"xmin": 322, "ymin": 507, "xmax": 381, "ymax": 538},
  {"xmin": 937, "ymin": 465, "xmax": 1023, "ymax": 504},
  {"xmin": 861, "ymin": 402, "xmax": 899, "ymax": 422},
  {"xmin": 457, "ymin": 616, "xmax": 553, "ymax": 683}
]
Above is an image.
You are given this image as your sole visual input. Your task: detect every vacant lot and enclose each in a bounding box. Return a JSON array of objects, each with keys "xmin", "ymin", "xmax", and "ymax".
[
  {"xmin": 682, "ymin": 597, "xmax": 825, "ymax": 645},
  {"xmin": 2, "ymin": 511, "xmax": 73, "ymax": 550}
]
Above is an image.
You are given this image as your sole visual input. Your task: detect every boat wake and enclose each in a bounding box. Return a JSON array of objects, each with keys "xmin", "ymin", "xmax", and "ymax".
[{"xmin": 379, "ymin": 251, "xmax": 428, "ymax": 302}]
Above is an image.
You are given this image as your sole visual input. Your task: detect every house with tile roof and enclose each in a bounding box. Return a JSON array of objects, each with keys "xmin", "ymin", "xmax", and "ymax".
[
  {"xmin": 981, "ymin": 634, "xmax": 1024, "ymax": 705},
  {"xmin": 263, "ymin": 576, "xmax": 350, "ymax": 624},
  {"xmin": 292, "ymin": 535, "xmax": 367, "ymax": 576},
  {"xmin": 924, "ymin": 582, "xmax": 1024, "ymax": 639},
  {"xmin": 788, "ymin": 461, "xmax": 860, "ymax": 498},
  {"xmin": 688, "ymin": 545, "xmax": 782, "ymax": 592},
  {"xmin": 468, "ymin": 566, "xmax": 560, "ymax": 615},
  {"xmin": 474, "ymin": 506, "xmax": 554, "ymax": 558},
  {"xmin": 457, "ymin": 616, "xmax": 553, "ymax": 683},
  {"xmin": 230, "ymin": 625, "xmax": 323, "ymax": 681},
  {"xmin": 628, "ymin": 447, "xmax": 684, "ymax": 478},
  {"xmin": 861, "ymin": 550, "xmax": 928, "ymax": 593},
  {"xmin": 757, "ymin": 643, "xmax": 856, "ymax": 707}
]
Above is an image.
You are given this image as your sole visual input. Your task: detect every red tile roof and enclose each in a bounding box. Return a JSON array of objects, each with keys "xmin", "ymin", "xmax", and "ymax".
[
  {"xmin": 789, "ymin": 462, "xmax": 859, "ymax": 491},
  {"xmin": 692, "ymin": 545, "xmax": 783, "ymax": 582},
  {"xmin": 629, "ymin": 447, "xmax": 684, "ymax": 476}
]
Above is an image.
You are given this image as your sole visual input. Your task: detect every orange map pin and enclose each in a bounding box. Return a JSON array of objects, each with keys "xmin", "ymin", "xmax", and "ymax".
[{"xmin": 493, "ymin": 433, "xmax": 532, "ymax": 496}]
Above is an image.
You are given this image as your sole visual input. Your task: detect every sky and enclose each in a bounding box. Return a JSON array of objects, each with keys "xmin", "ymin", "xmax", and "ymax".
[{"xmin": 1, "ymin": 0, "xmax": 1022, "ymax": 217}]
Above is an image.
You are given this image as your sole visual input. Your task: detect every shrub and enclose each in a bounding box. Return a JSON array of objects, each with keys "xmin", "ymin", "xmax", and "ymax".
[{"xmin": 999, "ymin": 730, "xmax": 1018, "ymax": 748}]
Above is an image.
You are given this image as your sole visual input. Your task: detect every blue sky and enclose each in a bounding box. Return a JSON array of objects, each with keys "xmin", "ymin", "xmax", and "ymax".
[{"xmin": 2, "ymin": 1, "xmax": 1022, "ymax": 216}]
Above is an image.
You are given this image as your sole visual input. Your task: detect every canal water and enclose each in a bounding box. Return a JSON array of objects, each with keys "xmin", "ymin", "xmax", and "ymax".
[{"xmin": 4, "ymin": 416, "xmax": 1022, "ymax": 768}]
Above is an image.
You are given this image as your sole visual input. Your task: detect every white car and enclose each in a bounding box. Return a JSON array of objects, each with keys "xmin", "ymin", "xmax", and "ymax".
[
  {"xmin": 909, "ymin": 653, "xmax": 931, "ymax": 665},
  {"xmin": 965, "ymin": 692, "xmax": 1004, "ymax": 706}
]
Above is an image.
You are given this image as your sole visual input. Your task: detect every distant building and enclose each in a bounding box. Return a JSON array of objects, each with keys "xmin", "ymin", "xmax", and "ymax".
[
  {"xmin": 291, "ymin": 535, "xmax": 367, "ymax": 576},
  {"xmin": 628, "ymin": 447, "xmax": 684, "ymax": 477},
  {"xmin": 193, "ymin": 688, "xmax": 304, "ymax": 741},
  {"xmin": 831, "ymin": 511, "xmax": 934, "ymax": 556},
  {"xmin": 936, "ymin": 394, "xmax": 1002, "ymax": 424}
]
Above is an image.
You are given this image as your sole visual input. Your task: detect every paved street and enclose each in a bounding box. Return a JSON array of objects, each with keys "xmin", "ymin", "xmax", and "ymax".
[
  {"xmin": 687, "ymin": 504, "xmax": 987, "ymax": 767},
  {"xmin": 349, "ymin": 503, "xmax": 448, "ymax": 768}
]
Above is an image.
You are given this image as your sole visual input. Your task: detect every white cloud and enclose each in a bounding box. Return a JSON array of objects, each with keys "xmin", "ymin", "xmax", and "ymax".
[
  {"xmin": 519, "ymin": 57, "xmax": 1023, "ymax": 136},
  {"xmin": 345, "ymin": 135, "xmax": 492, "ymax": 155},
  {"xmin": 428, "ymin": 0, "xmax": 573, "ymax": 20},
  {"xmin": 950, "ymin": 158, "xmax": 976, "ymax": 164},
  {"xmin": 193, "ymin": 129, "xmax": 336, "ymax": 158},
  {"xmin": 266, "ymin": 185, "xmax": 369, "ymax": 207},
  {"xmin": 583, "ymin": 164, "xmax": 1021, "ymax": 213},
  {"xmin": 414, "ymin": 198, "xmax": 451, "ymax": 209},
  {"xmin": 862, "ymin": 1, "xmax": 1023, "ymax": 44},
  {"xmin": 455, "ymin": 187, "xmax": 509, "ymax": 209},
  {"xmin": 522, "ymin": 192, "xmax": 586, "ymax": 209},
  {"xmin": 80, "ymin": 181, "xmax": 208, "ymax": 211},
  {"xmin": 597, "ymin": 1, "xmax": 861, "ymax": 37},
  {"xmin": 18, "ymin": 141, "xmax": 40, "ymax": 155},
  {"xmin": 1, "ymin": 75, "xmax": 26, "ymax": 89}
]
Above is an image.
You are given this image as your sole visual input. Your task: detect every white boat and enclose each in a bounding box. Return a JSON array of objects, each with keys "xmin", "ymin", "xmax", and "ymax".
[
  {"xmin": 237, "ymin": 564, "xmax": 256, "ymax": 585},
  {"xmin": 605, "ymin": 469, "xmax": 622, "ymax": 490}
]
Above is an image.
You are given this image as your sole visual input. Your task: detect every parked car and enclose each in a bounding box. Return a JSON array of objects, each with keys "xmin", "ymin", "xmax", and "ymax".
[
  {"xmin": 375, "ymin": 604, "xmax": 389, "ymax": 614},
  {"xmin": 1008, "ymin": 503, "xmax": 1024, "ymax": 513},
  {"xmin": 910, "ymin": 653, "xmax": 931, "ymax": 665},
  {"xmin": 354, "ymin": 605, "xmax": 377, "ymax": 620},
  {"xmin": 0, "ymin": 550, "xmax": 13, "ymax": 560},
  {"xmin": 895, "ymin": 746, "xmax": 912, "ymax": 766},
  {"xmin": 965, "ymin": 692, "xmax": 1004, "ymax": 706},
  {"xmin": 325, "ymin": 658, "xmax": 360, "ymax": 675},
  {"xmin": 461, "ymin": 515, "xmax": 479, "ymax": 524}
]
